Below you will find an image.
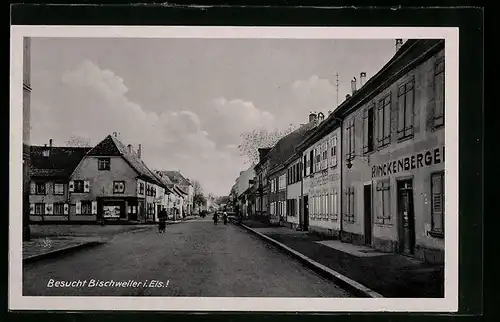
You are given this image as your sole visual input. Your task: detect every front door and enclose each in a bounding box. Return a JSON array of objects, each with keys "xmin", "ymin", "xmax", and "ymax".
[
  {"xmin": 303, "ymin": 195, "xmax": 309, "ymax": 231},
  {"xmin": 398, "ymin": 179, "xmax": 416, "ymax": 255},
  {"xmin": 364, "ymin": 184, "xmax": 372, "ymax": 245}
]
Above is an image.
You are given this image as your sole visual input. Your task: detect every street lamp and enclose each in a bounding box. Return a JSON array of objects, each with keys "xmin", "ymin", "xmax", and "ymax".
[{"xmin": 346, "ymin": 155, "xmax": 370, "ymax": 169}]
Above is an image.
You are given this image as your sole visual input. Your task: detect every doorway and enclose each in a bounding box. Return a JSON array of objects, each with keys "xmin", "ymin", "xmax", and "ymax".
[
  {"xmin": 303, "ymin": 195, "xmax": 309, "ymax": 231},
  {"xmin": 363, "ymin": 184, "xmax": 373, "ymax": 245},
  {"xmin": 397, "ymin": 179, "xmax": 416, "ymax": 255}
]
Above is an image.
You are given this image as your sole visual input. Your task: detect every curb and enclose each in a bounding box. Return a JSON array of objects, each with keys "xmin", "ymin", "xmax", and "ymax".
[
  {"xmin": 23, "ymin": 241, "xmax": 105, "ymax": 265},
  {"xmin": 240, "ymin": 223, "xmax": 384, "ymax": 298}
]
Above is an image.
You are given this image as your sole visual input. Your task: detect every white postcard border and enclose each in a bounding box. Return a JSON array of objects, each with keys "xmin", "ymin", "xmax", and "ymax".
[{"xmin": 9, "ymin": 25, "xmax": 459, "ymax": 312}]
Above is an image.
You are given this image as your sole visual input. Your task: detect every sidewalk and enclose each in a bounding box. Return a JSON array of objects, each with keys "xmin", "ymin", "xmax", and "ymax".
[
  {"xmin": 23, "ymin": 236, "xmax": 105, "ymax": 263},
  {"xmin": 242, "ymin": 220, "xmax": 444, "ymax": 298}
]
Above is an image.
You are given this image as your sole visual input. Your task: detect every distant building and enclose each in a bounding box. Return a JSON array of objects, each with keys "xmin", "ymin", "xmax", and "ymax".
[
  {"xmin": 160, "ymin": 171, "xmax": 194, "ymax": 216},
  {"xmin": 253, "ymin": 148, "xmax": 272, "ymax": 220},
  {"xmin": 29, "ymin": 140, "xmax": 91, "ymax": 222}
]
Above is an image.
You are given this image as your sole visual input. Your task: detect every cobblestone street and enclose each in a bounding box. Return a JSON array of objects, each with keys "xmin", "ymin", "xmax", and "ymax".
[{"xmin": 23, "ymin": 218, "xmax": 352, "ymax": 297}]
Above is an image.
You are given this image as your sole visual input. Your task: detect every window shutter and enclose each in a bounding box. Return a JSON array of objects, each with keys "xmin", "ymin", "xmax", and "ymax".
[
  {"xmin": 384, "ymin": 99, "xmax": 391, "ymax": 142},
  {"xmin": 377, "ymin": 103, "xmax": 384, "ymax": 145},
  {"xmin": 45, "ymin": 203, "xmax": 53, "ymax": 215},
  {"xmin": 397, "ymin": 90, "xmax": 405, "ymax": 137},
  {"xmin": 84, "ymin": 180, "xmax": 90, "ymax": 192},
  {"xmin": 64, "ymin": 203, "xmax": 69, "ymax": 215},
  {"xmin": 30, "ymin": 182, "xmax": 36, "ymax": 194},
  {"xmin": 363, "ymin": 109, "xmax": 369, "ymax": 153},
  {"xmin": 69, "ymin": 181, "xmax": 75, "ymax": 192},
  {"xmin": 76, "ymin": 201, "xmax": 81, "ymax": 215},
  {"xmin": 29, "ymin": 203, "xmax": 34, "ymax": 215},
  {"xmin": 405, "ymin": 85, "xmax": 414, "ymax": 135},
  {"xmin": 92, "ymin": 201, "xmax": 97, "ymax": 214}
]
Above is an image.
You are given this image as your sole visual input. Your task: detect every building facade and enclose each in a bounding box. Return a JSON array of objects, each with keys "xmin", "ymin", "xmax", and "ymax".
[
  {"xmin": 29, "ymin": 142, "xmax": 91, "ymax": 222},
  {"xmin": 336, "ymin": 39, "xmax": 445, "ymax": 264},
  {"xmin": 161, "ymin": 171, "xmax": 193, "ymax": 216},
  {"xmin": 254, "ymin": 148, "xmax": 271, "ymax": 220},
  {"xmin": 285, "ymin": 156, "xmax": 302, "ymax": 230},
  {"xmin": 69, "ymin": 134, "xmax": 165, "ymax": 223},
  {"xmin": 299, "ymin": 123, "xmax": 342, "ymax": 237}
]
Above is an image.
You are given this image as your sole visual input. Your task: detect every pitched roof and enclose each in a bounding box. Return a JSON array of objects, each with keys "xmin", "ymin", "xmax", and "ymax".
[
  {"xmin": 30, "ymin": 146, "xmax": 92, "ymax": 178},
  {"xmin": 86, "ymin": 135, "xmax": 163, "ymax": 186},
  {"xmin": 160, "ymin": 171, "xmax": 191, "ymax": 187},
  {"xmin": 268, "ymin": 122, "xmax": 317, "ymax": 173}
]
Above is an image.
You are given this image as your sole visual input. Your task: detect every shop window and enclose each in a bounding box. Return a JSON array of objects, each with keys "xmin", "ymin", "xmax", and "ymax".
[
  {"xmin": 363, "ymin": 104, "xmax": 376, "ymax": 153},
  {"xmin": 376, "ymin": 180, "xmax": 391, "ymax": 224},
  {"xmin": 397, "ymin": 78, "xmax": 415, "ymax": 140},
  {"xmin": 430, "ymin": 172, "xmax": 445, "ymax": 238},
  {"xmin": 434, "ymin": 58, "xmax": 445, "ymax": 128},
  {"xmin": 378, "ymin": 95, "xmax": 392, "ymax": 147}
]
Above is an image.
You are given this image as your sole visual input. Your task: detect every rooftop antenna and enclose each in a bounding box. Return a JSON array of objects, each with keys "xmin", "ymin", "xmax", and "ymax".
[{"xmin": 335, "ymin": 72, "xmax": 339, "ymax": 108}]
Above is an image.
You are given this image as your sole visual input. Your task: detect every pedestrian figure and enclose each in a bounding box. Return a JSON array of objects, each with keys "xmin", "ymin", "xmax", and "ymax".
[
  {"xmin": 158, "ymin": 208, "xmax": 167, "ymax": 233},
  {"xmin": 223, "ymin": 211, "xmax": 228, "ymax": 225},
  {"xmin": 213, "ymin": 211, "xmax": 219, "ymax": 225}
]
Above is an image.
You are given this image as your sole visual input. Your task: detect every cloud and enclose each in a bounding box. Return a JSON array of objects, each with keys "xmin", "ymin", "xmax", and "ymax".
[
  {"xmin": 291, "ymin": 75, "xmax": 337, "ymax": 114},
  {"xmin": 199, "ymin": 97, "xmax": 276, "ymax": 147},
  {"xmin": 30, "ymin": 59, "xmax": 246, "ymax": 196}
]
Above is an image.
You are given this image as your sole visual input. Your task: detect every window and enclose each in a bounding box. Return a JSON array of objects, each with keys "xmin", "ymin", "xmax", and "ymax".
[
  {"xmin": 113, "ymin": 181, "xmax": 125, "ymax": 194},
  {"xmin": 73, "ymin": 180, "xmax": 85, "ymax": 193},
  {"xmin": 345, "ymin": 118, "xmax": 355, "ymax": 160},
  {"xmin": 434, "ymin": 57, "xmax": 445, "ymax": 128},
  {"xmin": 81, "ymin": 201, "xmax": 92, "ymax": 215},
  {"xmin": 53, "ymin": 203, "xmax": 65, "ymax": 215},
  {"xmin": 35, "ymin": 182, "xmax": 46, "ymax": 195},
  {"xmin": 376, "ymin": 180, "xmax": 391, "ymax": 224},
  {"xmin": 139, "ymin": 182, "xmax": 145, "ymax": 195},
  {"xmin": 54, "ymin": 183, "xmax": 64, "ymax": 195},
  {"xmin": 378, "ymin": 95, "xmax": 391, "ymax": 147},
  {"xmin": 363, "ymin": 104, "xmax": 376, "ymax": 153},
  {"xmin": 431, "ymin": 172, "xmax": 445, "ymax": 236},
  {"xmin": 279, "ymin": 175, "xmax": 286, "ymax": 190},
  {"xmin": 397, "ymin": 78, "xmax": 415, "ymax": 139},
  {"xmin": 98, "ymin": 157, "xmax": 110, "ymax": 170},
  {"xmin": 345, "ymin": 188, "xmax": 355, "ymax": 222},
  {"xmin": 35, "ymin": 203, "xmax": 45, "ymax": 215}
]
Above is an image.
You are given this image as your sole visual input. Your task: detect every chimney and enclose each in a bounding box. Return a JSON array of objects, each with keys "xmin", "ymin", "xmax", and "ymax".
[
  {"xmin": 113, "ymin": 132, "xmax": 117, "ymax": 137},
  {"xmin": 49, "ymin": 139, "xmax": 53, "ymax": 147},
  {"xmin": 42, "ymin": 144, "xmax": 50, "ymax": 157},
  {"xmin": 127, "ymin": 144, "xmax": 133, "ymax": 153},
  {"xmin": 351, "ymin": 77, "xmax": 357, "ymax": 94},
  {"xmin": 396, "ymin": 39, "xmax": 403, "ymax": 52},
  {"xmin": 137, "ymin": 144, "xmax": 142, "ymax": 159},
  {"xmin": 346, "ymin": 94, "xmax": 351, "ymax": 100},
  {"xmin": 308, "ymin": 112, "xmax": 317, "ymax": 123},
  {"xmin": 360, "ymin": 72, "xmax": 366, "ymax": 87},
  {"xmin": 318, "ymin": 112, "xmax": 325, "ymax": 122}
]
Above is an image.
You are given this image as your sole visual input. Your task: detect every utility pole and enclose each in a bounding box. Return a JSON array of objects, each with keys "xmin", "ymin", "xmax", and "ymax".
[{"xmin": 336, "ymin": 72, "xmax": 339, "ymax": 108}]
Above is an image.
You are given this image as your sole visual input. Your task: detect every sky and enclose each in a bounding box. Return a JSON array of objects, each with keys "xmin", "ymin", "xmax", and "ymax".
[{"xmin": 29, "ymin": 37, "xmax": 396, "ymax": 196}]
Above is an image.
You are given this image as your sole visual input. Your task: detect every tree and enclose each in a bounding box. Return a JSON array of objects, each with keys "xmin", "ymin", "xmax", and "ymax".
[
  {"xmin": 191, "ymin": 180, "xmax": 207, "ymax": 208},
  {"xmin": 238, "ymin": 125, "xmax": 297, "ymax": 164}
]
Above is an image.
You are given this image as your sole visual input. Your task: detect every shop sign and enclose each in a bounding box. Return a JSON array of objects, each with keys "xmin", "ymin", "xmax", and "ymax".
[{"xmin": 372, "ymin": 146, "xmax": 444, "ymax": 178}]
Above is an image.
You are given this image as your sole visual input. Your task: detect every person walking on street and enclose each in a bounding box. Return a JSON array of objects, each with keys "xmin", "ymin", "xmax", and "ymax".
[
  {"xmin": 213, "ymin": 211, "xmax": 219, "ymax": 225},
  {"xmin": 158, "ymin": 208, "xmax": 167, "ymax": 233},
  {"xmin": 223, "ymin": 211, "xmax": 228, "ymax": 225}
]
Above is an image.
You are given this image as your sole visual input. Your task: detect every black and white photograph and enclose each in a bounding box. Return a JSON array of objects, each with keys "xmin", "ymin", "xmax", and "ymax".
[{"xmin": 10, "ymin": 25, "xmax": 459, "ymax": 312}]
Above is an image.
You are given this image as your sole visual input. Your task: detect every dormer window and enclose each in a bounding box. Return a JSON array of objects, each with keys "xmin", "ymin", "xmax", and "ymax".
[{"xmin": 42, "ymin": 146, "xmax": 50, "ymax": 157}]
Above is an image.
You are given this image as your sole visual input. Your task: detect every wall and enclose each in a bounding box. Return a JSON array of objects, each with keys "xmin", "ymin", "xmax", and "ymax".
[
  {"xmin": 341, "ymin": 49, "xmax": 445, "ymax": 261},
  {"xmin": 236, "ymin": 165, "xmax": 255, "ymax": 199}
]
